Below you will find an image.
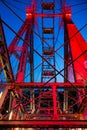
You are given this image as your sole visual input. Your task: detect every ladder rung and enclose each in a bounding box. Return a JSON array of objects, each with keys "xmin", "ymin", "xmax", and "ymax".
[
  {"xmin": 43, "ymin": 49, "xmax": 53, "ymax": 55},
  {"xmin": 43, "ymin": 28, "xmax": 54, "ymax": 34},
  {"xmin": 42, "ymin": 2, "xmax": 54, "ymax": 10},
  {"xmin": 43, "ymin": 70, "xmax": 55, "ymax": 76}
]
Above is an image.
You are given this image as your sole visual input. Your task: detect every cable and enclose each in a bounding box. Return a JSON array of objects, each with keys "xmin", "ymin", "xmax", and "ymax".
[
  {"xmin": 5, "ymin": 0, "xmax": 25, "ymax": 13},
  {"xmin": 1, "ymin": 0, "xmax": 24, "ymax": 22},
  {"xmin": 5, "ymin": 0, "xmax": 87, "ymax": 13},
  {"xmin": 3, "ymin": 2, "xmax": 61, "ymax": 81},
  {"xmin": 54, "ymin": 17, "xmax": 62, "ymax": 46},
  {"xmin": 36, "ymin": 1, "xmax": 87, "ymax": 13},
  {"xmin": 55, "ymin": 1, "xmax": 87, "ymax": 11},
  {"xmin": 1, "ymin": 18, "xmax": 82, "ymax": 90},
  {"xmin": 70, "ymin": 1, "xmax": 87, "ymax": 8},
  {"xmin": 1, "ymin": 0, "xmax": 86, "ymax": 58},
  {"xmin": 2, "ymin": 0, "xmax": 87, "ymax": 84},
  {"xmin": 0, "ymin": 0, "xmax": 87, "ymax": 87},
  {"xmin": 43, "ymin": 50, "xmax": 87, "ymax": 88},
  {"xmin": 0, "ymin": 0, "xmax": 87, "ymax": 118},
  {"xmin": 5, "ymin": 0, "xmax": 87, "ymax": 114},
  {"xmin": 1, "ymin": 10, "xmax": 86, "ymax": 117},
  {"xmin": 13, "ymin": 0, "xmax": 29, "ymax": 5},
  {"xmin": 73, "ymin": 7, "xmax": 87, "ymax": 16},
  {"xmin": 1, "ymin": 2, "xmax": 86, "ymax": 90},
  {"xmin": 33, "ymin": 24, "xmax": 87, "ymax": 82}
]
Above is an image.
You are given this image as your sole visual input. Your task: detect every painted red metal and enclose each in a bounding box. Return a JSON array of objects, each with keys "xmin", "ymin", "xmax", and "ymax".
[
  {"xmin": 24, "ymin": 4, "xmax": 71, "ymax": 18},
  {"xmin": 1, "ymin": 1, "xmax": 87, "ymax": 127},
  {"xmin": 67, "ymin": 23, "xmax": 87, "ymax": 82},
  {"xmin": 8, "ymin": 21, "xmax": 28, "ymax": 54},
  {"xmin": 67, "ymin": 19, "xmax": 87, "ymax": 110},
  {"xmin": 35, "ymin": 13, "xmax": 62, "ymax": 17},
  {"xmin": 52, "ymin": 86, "xmax": 58, "ymax": 119},
  {"xmin": 0, "ymin": 120, "xmax": 87, "ymax": 128},
  {"xmin": 7, "ymin": 9, "xmax": 34, "ymax": 114},
  {"xmin": 26, "ymin": 7, "xmax": 33, "ymax": 19},
  {"xmin": 0, "ymin": 82, "xmax": 87, "ymax": 88}
]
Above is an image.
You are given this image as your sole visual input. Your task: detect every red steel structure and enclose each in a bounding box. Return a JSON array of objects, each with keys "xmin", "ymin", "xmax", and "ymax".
[{"xmin": 0, "ymin": 0, "xmax": 87, "ymax": 129}]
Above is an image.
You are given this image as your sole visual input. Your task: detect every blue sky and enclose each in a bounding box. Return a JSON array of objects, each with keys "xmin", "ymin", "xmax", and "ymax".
[{"xmin": 0, "ymin": 0, "xmax": 87, "ymax": 82}]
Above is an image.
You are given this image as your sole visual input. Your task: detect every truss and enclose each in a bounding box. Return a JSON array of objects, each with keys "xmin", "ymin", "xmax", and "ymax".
[{"xmin": 0, "ymin": 0, "xmax": 87, "ymax": 129}]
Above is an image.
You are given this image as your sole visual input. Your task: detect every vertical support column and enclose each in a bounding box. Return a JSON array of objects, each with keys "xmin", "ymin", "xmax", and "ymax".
[
  {"xmin": 63, "ymin": 8, "xmax": 70, "ymax": 114},
  {"xmin": 63, "ymin": 90, "xmax": 68, "ymax": 113},
  {"xmin": 29, "ymin": 28, "xmax": 35, "ymax": 114},
  {"xmin": 30, "ymin": 89, "xmax": 35, "ymax": 114},
  {"xmin": 0, "ymin": 87, "xmax": 9, "ymax": 111},
  {"xmin": 0, "ymin": 18, "xmax": 14, "ymax": 82},
  {"xmin": 63, "ymin": 18, "xmax": 68, "ymax": 113},
  {"xmin": 63, "ymin": 6, "xmax": 79, "ymax": 114},
  {"xmin": 52, "ymin": 86, "xmax": 58, "ymax": 119}
]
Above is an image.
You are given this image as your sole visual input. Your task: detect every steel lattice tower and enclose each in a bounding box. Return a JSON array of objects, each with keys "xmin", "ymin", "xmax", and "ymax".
[{"xmin": 0, "ymin": 0, "xmax": 87, "ymax": 129}]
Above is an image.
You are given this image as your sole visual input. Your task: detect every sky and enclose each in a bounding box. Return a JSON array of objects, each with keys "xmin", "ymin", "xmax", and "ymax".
[{"xmin": 0, "ymin": 0, "xmax": 87, "ymax": 83}]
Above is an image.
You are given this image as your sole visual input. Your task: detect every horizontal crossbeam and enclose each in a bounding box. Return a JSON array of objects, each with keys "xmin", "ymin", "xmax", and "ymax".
[
  {"xmin": 0, "ymin": 120, "xmax": 87, "ymax": 128},
  {"xmin": 0, "ymin": 82, "xmax": 87, "ymax": 90}
]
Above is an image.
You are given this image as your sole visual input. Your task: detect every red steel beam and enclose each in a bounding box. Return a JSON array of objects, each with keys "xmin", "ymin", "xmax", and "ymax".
[
  {"xmin": 52, "ymin": 86, "xmax": 58, "ymax": 119},
  {"xmin": 0, "ymin": 82, "xmax": 86, "ymax": 91},
  {"xmin": 0, "ymin": 120, "xmax": 87, "ymax": 128},
  {"xmin": 0, "ymin": 82, "xmax": 86, "ymax": 88},
  {"xmin": 35, "ymin": 13, "xmax": 62, "ymax": 17}
]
